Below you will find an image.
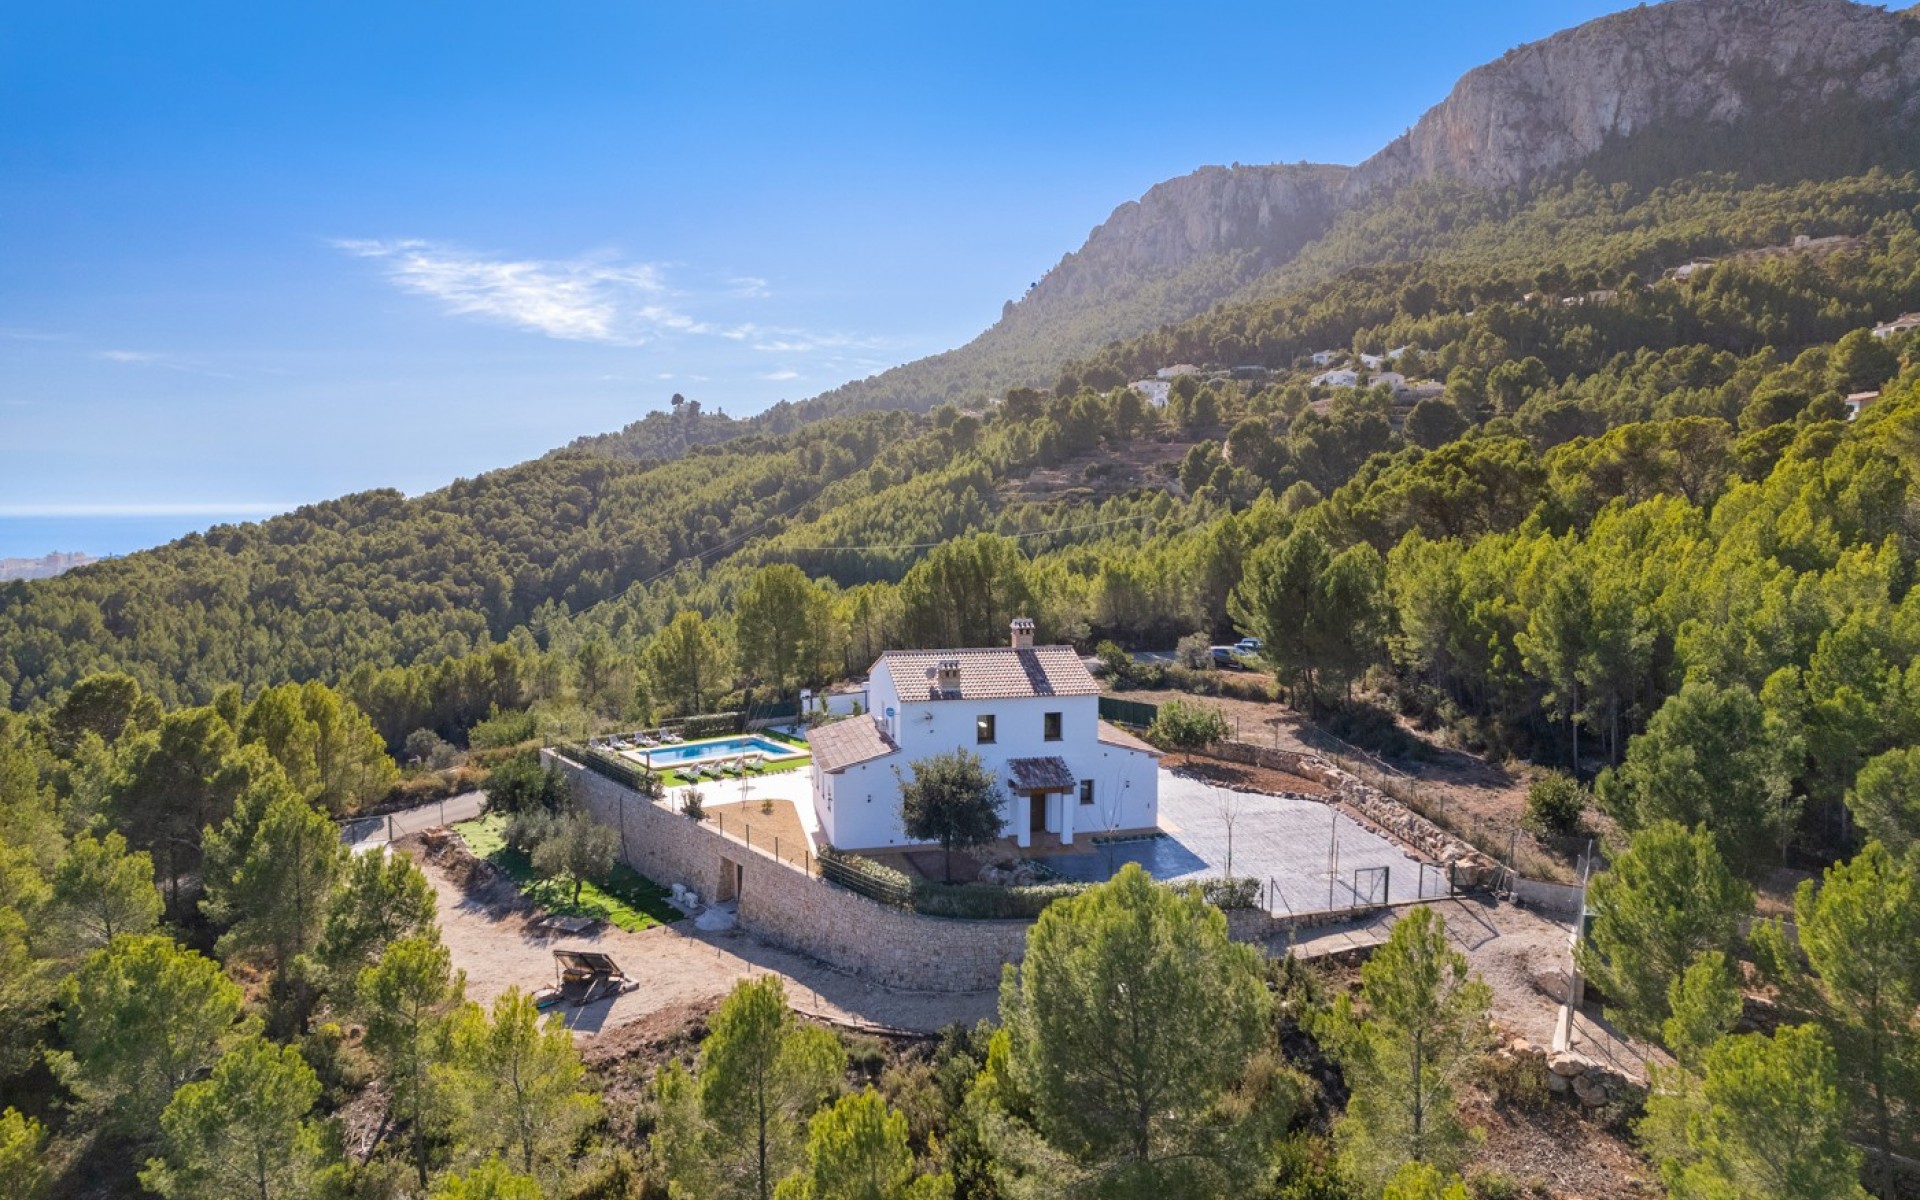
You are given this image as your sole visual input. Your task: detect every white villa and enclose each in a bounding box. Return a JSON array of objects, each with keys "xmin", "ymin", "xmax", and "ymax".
[{"xmin": 804, "ymin": 619, "xmax": 1161, "ymax": 853}]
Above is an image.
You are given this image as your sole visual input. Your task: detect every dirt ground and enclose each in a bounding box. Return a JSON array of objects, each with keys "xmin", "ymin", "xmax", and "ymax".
[
  {"xmin": 1289, "ymin": 899, "xmax": 1592, "ymax": 1052},
  {"xmin": 1296, "ymin": 898, "xmax": 1664, "ymax": 1198},
  {"xmin": 702, "ymin": 797, "xmax": 813, "ymax": 871},
  {"xmin": 401, "ymin": 838, "xmax": 995, "ymax": 1041}
]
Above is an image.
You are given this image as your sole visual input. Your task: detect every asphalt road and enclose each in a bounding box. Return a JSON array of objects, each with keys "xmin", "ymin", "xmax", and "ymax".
[{"xmin": 340, "ymin": 790, "xmax": 486, "ymax": 850}]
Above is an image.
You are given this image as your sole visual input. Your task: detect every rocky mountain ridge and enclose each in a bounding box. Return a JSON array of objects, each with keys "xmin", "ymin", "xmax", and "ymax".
[
  {"xmin": 582, "ymin": 0, "xmax": 1920, "ymax": 460},
  {"xmin": 1348, "ymin": 0, "xmax": 1920, "ymax": 193}
]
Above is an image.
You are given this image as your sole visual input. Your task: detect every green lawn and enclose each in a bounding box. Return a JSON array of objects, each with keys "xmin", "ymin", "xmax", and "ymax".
[
  {"xmin": 453, "ymin": 813, "xmax": 680, "ymax": 932},
  {"xmin": 657, "ymin": 754, "xmax": 811, "ymax": 790}
]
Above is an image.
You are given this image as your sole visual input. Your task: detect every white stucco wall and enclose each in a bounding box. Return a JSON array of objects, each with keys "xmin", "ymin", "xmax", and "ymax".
[{"xmin": 811, "ymin": 658, "xmax": 1159, "ymax": 852}]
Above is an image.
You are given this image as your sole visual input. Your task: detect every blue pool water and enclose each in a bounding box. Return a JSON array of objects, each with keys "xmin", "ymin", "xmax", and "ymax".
[{"xmin": 641, "ymin": 735, "xmax": 800, "ymax": 766}]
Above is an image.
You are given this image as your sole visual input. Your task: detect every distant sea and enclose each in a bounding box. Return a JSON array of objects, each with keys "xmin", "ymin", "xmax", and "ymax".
[{"xmin": 0, "ymin": 513, "xmax": 271, "ymax": 562}]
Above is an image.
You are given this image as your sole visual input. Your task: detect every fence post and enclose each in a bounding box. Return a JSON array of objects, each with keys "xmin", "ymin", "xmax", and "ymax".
[{"xmin": 387, "ymin": 814, "xmax": 395, "ymax": 843}]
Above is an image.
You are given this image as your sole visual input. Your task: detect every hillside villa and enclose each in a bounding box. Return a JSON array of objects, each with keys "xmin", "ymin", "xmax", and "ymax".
[{"xmin": 804, "ymin": 618, "xmax": 1161, "ymax": 852}]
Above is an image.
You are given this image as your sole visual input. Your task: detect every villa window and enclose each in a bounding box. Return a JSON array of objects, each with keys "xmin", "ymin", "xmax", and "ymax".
[
  {"xmin": 976, "ymin": 714, "xmax": 996, "ymax": 744},
  {"xmin": 1043, "ymin": 711, "xmax": 1062, "ymax": 741},
  {"xmin": 1079, "ymin": 779, "xmax": 1095, "ymax": 806}
]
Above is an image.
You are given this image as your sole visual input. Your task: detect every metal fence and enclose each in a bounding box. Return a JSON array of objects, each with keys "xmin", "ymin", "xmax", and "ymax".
[{"xmin": 1098, "ymin": 696, "xmax": 1159, "ymax": 727}]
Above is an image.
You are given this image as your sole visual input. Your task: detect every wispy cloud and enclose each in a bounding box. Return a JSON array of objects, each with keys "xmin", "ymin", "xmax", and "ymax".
[
  {"xmin": 95, "ymin": 349, "xmax": 240, "ymax": 379},
  {"xmin": 0, "ymin": 502, "xmax": 294, "ymax": 518},
  {"xmin": 334, "ymin": 239, "xmax": 889, "ymax": 366},
  {"xmin": 760, "ymin": 369, "xmax": 800, "ymax": 381},
  {"xmin": 1, "ymin": 328, "xmax": 69, "ymax": 342},
  {"xmin": 335, "ymin": 238, "xmax": 708, "ymax": 345}
]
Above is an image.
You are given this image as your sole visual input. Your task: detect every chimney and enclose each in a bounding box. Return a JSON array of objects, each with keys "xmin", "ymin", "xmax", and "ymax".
[
  {"xmin": 935, "ymin": 659, "xmax": 962, "ymax": 697},
  {"xmin": 1010, "ymin": 617, "xmax": 1035, "ymax": 649}
]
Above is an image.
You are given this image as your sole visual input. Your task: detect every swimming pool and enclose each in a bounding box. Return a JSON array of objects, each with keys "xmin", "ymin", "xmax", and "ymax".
[{"xmin": 633, "ymin": 735, "xmax": 807, "ymax": 769}]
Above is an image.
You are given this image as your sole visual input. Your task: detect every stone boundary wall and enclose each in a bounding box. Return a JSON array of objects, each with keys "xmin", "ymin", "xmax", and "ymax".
[
  {"xmin": 548, "ymin": 745, "xmax": 1537, "ymax": 989},
  {"xmin": 1209, "ymin": 740, "xmax": 1343, "ymax": 785},
  {"xmin": 547, "ymin": 751, "xmax": 1030, "ymax": 992}
]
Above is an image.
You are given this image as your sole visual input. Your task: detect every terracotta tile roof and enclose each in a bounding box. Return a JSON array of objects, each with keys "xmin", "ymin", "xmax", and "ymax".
[
  {"xmin": 1006, "ymin": 756, "xmax": 1076, "ymax": 793},
  {"xmin": 806, "ymin": 717, "xmax": 899, "ymax": 773},
  {"xmin": 878, "ymin": 646, "xmax": 1099, "ymax": 702},
  {"xmin": 1096, "ymin": 720, "xmax": 1161, "ymax": 756}
]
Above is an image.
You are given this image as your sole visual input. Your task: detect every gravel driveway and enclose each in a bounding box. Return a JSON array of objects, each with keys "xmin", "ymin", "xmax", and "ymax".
[{"xmin": 411, "ymin": 845, "xmax": 995, "ymax": 1038}]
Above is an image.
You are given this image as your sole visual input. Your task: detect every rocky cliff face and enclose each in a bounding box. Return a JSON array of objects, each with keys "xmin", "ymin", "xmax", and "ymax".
[
  {"xmin": 777, "ymin": 0, "xmax": 1920, "ymax": 426},
  {"xmin": 1021, "ymin": 163, "xmax": 1349, "ymax": 310},
  {"xmin": 1349, "ymin": 0, "xmax": 1920, "ymax": 193}
]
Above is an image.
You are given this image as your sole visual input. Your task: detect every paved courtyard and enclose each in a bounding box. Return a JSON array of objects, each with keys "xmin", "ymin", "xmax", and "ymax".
[{"xmin": 1046, "ymin": 771, "xmax": 1435, "ymax": 913}]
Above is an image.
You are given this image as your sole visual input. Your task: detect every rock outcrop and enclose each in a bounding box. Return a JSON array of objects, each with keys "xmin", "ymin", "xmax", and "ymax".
[
  {"xmin": 1349, "ymin": 0, "xmax": 1920, "ymax": 193},
  {"xmin": 1023, "ymin": 163, "xmax": 1347, "ymax": 309}
]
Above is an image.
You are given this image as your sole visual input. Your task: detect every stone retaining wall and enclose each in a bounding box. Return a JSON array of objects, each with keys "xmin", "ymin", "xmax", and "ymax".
[
  {"xmin": 549, "ymin": 751, "xmax": 1030, "ymax": 992},
  {"xmin": 549, "ymin": 743, "xmax": 1524, "ymax": 991}
]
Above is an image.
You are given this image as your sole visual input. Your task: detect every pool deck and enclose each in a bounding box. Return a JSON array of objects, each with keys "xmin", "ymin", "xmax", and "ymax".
[{"xmin": 611, "ymin": 733, "xmax": 811, "ymax": 772}]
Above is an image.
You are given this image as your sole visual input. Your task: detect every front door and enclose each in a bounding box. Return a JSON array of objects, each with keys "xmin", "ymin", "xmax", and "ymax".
[{"xmin": 1030, "ymin": 792, "xmax": 1047, "ymax": 835}]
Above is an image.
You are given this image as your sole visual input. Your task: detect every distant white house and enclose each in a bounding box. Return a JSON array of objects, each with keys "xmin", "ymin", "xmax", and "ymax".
[
  {"xmin": 1308, "ymin": 350, "xmax": 1342, "ymax": 367},
  {"xmin": 1845, "ymin": 391, "xmax": 1881, "ymax": 421},
  {"xmin": 1313, "ymin": 368, "xmax": 1408, "ymax": 391},
  {"xmin": 1155, "ymin": 364, "xmax": 1202, "ymax": 380},
  {"xmin": 1129, "ymin": 379, "xmax": 1172, "ymax": 408},
  {"xmin": 1873, "ymin": 313, "xmax": 1920, "ymax": 339},
  {"xmin": 804, "ymin": 619, "xmax": 1161, "ymax": 852},
  {"xmin": 1358, "ymin": 353, "xmax": 1386, "ymax": 370}
]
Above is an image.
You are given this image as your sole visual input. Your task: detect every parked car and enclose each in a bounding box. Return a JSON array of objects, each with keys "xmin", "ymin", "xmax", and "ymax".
[
  {"xmin": 1209, "ymin": 645, "xmax": 1244, "ymax": 668},
  {"xmin": 1234, "ymin": 637, "xmax": 1263, "ymax": 655}
]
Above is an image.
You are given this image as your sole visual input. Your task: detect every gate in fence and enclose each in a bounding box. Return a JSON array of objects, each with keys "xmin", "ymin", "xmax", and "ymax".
[{"xmin": 1351, "ymin": 864, "xmax": 1390, "ymax": 908}]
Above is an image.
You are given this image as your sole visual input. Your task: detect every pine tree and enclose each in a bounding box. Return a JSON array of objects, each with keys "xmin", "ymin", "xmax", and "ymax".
[
  {"xmin": 446, "ymin": 989, "xmax": 598, "ymax": 1182},
  {"xmin": 140, "ymin": 1037, "xmax": 324, "ymax": 1200},
  {"xmin": 1641, "ymin": 1025, "xmax": 1866, "ymax": 1200},
  {"xmin": 1752, "ymin": 841, "xmax": 1920, "ymax": 1195},
  {"xmin": 654, "ymin": 976, "xmax": 845, "ymax": 1200},
  {"xmin": 1576, "ymin": 821, "xmax": 1751, "ymax": 1041},
  {"xmin": 998, "ymin": 863, "xmax": 1289, "ymax": 1195},
  {"xmin": 360, "ymin": 934, "xmax": 464, "ymax": 1188},
  {"xmin": 48, "ymin": 830, "xmax": 163, "ymax": 951},
  {"xmin": 773, "ymin": 1088, "xmax": 952, "ymax": 1200},
  {"xmin": 1322, "ymin": 906, "xmax": 1492, "ymax": 1190},
  {"xmin": 52, "ymin": 935, "xmax": 243, "ymax": 1130}
]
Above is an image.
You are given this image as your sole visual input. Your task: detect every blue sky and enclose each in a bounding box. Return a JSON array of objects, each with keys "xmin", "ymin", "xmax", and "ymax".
[{"xmin": 0, "ymin": 0, "xmax": 1626, "ymax": 558}]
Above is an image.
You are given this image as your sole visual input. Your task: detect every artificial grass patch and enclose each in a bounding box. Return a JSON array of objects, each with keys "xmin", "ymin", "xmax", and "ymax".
[
  {"xmin": 452, "ymin": 813, "xmax": 680, "ymax": 932},
  {"xmin": 658, "ymin": 755, "xmax": 811, "ymax": 790}
]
